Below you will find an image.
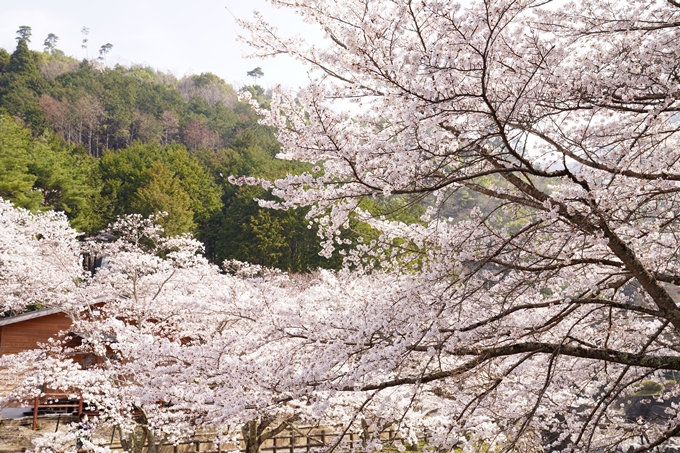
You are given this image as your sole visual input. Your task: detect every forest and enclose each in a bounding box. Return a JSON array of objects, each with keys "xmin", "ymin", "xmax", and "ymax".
[{"xmin": 0, "ymin": 27, "xmax": 359, "ymax": 272}]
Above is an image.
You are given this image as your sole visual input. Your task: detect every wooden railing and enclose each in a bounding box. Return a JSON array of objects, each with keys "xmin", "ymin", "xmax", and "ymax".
[
  {"xmin": 27, "ymin": 400, "xmax": 405, "ymax": 452},
  {"xmin": 105, "ymin": 428, "xmax": 404, "ymax": 453},
  {"xmin": 31, "ymin": 392, "xmax": 84, "ymax": 430}
]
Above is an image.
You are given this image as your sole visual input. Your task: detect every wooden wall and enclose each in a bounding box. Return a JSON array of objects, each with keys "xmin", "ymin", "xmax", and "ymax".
[{"xmin": 0, "ymin": 313, "xmax": 73, "ymax": 356}]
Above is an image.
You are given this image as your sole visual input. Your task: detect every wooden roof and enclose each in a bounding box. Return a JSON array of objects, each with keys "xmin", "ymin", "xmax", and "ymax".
[
  {"xmin": 0, "ymin": 296, "xmax": 108, "ymax": 327},
  {"xmin": 0, "ymin": 307, "xmax": 62, "ymax": 327}
]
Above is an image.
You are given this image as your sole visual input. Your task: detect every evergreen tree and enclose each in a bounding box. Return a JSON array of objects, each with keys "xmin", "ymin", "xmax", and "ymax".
[
  {"xmin": 130, "ymin": 161, "xmax": 195, "ymax": 236},
  {"xmin": 43, "ymin": 33, "xmax": 59, "ymax": 53},
  {"xmin": 0, "ymin": 114, "xmax": 41, "ymax": 210},
  {"xmin": 240, "ymin": 210, "xmax": 287, "ymax": 268},
  {"xmin": 0, "ymin": 39, "xmax": 48, "ymax": 130},
  {"xmin": 15, "ymin": 26, "xmax": 32, "ymax": 43},
  {"xmin": 0, "ymin": 84, "xmax": 48, "ymax": 131},
  {"xmin": 0, "ymin": 114, "xmax": 102, "ymax": 230},
  {"xmin": 6, "ymin": 39, "xmax": 39, "ymax": 77},
  {"xmin": 28, "ymin": 135, "xmax": 103, "ymax": 232},
  {"xmin": 0, "ymin": 49, "xmax": 10, "ymax": 73},
  {"xmin": 99, "ymin": 142, "xmax": 220, "ymax": 233}
]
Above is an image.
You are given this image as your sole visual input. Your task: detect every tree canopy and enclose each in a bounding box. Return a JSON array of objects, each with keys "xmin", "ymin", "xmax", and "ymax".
[{"xmin": 233, "ymin": 0, "xmax": 680, "ymax": 450}]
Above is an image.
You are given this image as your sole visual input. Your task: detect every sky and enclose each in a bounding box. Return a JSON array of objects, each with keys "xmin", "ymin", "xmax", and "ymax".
[{"xmin": 0, "ymin": 0, "xmax": 321, "ymax": 90}]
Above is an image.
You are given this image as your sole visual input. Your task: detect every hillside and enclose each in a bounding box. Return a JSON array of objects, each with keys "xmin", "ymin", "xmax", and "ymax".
[{"xmin": 0, "ymin": 32, "xmax": 343, "ymax": 272}]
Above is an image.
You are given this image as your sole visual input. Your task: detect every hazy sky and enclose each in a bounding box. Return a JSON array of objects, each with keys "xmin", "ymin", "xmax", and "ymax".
[{"xmin": 0, "ymin": 0, "xmax": 320, "ymax": 90}]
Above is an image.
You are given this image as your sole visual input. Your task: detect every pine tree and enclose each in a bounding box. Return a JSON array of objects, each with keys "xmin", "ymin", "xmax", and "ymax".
[
  {"xmin": 130, "ymin": 161, "xmax": 196, "ymax": 236},
  {"xmin": 0, "ymin": 114, "xmax": 42, "ymax": 210},
  {"xmin": 0, "ymin": 39, "xmax": 48, "ymax": 130},
  {"xmin": 6, "ymin": 39, "xmax": 39, "ymax": 78}
]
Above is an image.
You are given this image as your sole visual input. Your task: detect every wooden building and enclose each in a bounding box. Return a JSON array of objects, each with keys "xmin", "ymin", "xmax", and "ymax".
[
  {"xmin": 1, "ymin": 299, "xmax": 110, "ymax": 426},
  {"xmin": 0, "ymin": 308, "xmax": 73, "ymax": 356},
  {"xmin": 0, "ymin": 308, "xmax": 83, "ymax": 422},
  {"xmin": 0, "ymin": 297, "xmax": 106, "ymax": 358}
]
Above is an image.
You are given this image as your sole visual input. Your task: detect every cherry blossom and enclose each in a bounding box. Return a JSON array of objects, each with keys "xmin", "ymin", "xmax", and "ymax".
[
  {"xmin": 5, "ymin": 0, "xmax": 680, "ymax": 450},
  {"xmin": 235, "ymin": 0, "xmax": 680, "ymax": 450}
]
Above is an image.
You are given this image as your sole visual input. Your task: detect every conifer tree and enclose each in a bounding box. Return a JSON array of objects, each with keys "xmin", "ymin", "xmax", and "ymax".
[
  {"xmin": 130, "ymin": 161, "xmax": 196, "ymax": 236},
  {"xmin": 0, "ymin": 114, "xmax": 41, "ymax": 210},
  {"xmin": 6, "ymin": 39, "xmax": 38, "ymax": 77}
]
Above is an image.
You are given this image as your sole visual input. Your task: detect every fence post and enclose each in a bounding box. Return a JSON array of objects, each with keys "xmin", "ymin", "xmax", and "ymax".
[
  {"xmin": 32, "ymin": 396, "xmax": 39, "ymax": 430},
  {"xmin": 290, "ymin": 432, "xmax": 295, "ymax": 453},
  {"xmin": 273, "ymin": 435, "xmax": 277, "ymax": 453}
]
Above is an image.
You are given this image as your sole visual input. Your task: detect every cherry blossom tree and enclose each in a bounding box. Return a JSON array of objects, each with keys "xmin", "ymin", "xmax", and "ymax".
[
  {"xmin": 0, "ymin": 207, "xmax": 334, "ymax": 453},
  {"xmin": 6, "ymin": 0, "xmax": 680, "ymax": 449},
  {"xmin": 232, "ymin": 0, "xmax": 680, "ymax": 450},
  {"xmin": 0, "ymin": 199, "xmax": 84, "ymax": 315},
  {"xmin": 0, "ymin": 202, "xmax": 446, "ymax": 453}
]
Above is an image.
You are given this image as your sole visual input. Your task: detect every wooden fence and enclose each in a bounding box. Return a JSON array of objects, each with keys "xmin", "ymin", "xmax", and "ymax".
[
  {"xmin": 31, "ymin": 392, "xmax": 84, "ymax": 430},
  {"xmin": 24, "ymin": 396, "xmax": 406, "ymax": 452},
  {"xmin": 104, "ymin": 428, "xmax": 404, "ymax": 453}
]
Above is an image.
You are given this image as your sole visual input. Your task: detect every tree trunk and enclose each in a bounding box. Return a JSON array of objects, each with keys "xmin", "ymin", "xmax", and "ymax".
[
  {"xmin": 242, "ymin": 416, "xmax": 299, "ymax": 453},
  {"xmin": 242, "ymin": 420, "xmax": 262, "ymax": 453}
]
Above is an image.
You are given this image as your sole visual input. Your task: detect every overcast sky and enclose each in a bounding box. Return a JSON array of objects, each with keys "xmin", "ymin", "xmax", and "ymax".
[{"xmin": 0, "ymin": 0, "xmax": 320, "ymax": 90}]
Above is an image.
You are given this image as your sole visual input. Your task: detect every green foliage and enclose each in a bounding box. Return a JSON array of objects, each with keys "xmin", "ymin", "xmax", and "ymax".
[
  {"xmin": 0, "ymin": 84, "xmax": 48, "ymax": 131},
  {"xmin": 16, "ymin": 26, "xmax": 32, "ymax": 43},
  {"xmin": 241, "ymin": 85, "xmax": 270, "ymax": 109},
  {"xmin": 635, "ymin": 380, "xmax": 664, "ymax": 396},
  {"xmin": 0, "ymin": 39, "xmax": 48, "ymax": 130},
  {"xmin": 43, "ymin": 33, "xmax": 59, "ymax": 53},
  {"xmin": 241, "ymin": 209, "xmax": 287, "ymax": 267},
  {"xmin": 130, "ymin": 161, "xmax": 196, "ymax": 236},
  {"xmin": 0, "ymin": 49, "xmax": 10, "ymax": 73},
  {"xmin": 6, "ymin": 39, "xmax": 39, "ymax": 78},
  {"xmin": 1, "ymin": 39, "xmax": 271, "ymax": 155},
  {"xmin": 27, "ymin": 136, "xmax": 103, "ymax": 231},
  {"xmin": 99, "ymin": 142, "xmax": 221, "ymax": 235},
  {"xmin": 0, "ymin": 114, "xmax": 102, "ymax": 230},
  {"xmin": 192, "ymin": 72, "xmax": 230, "ymax": 89},
  {"xmin": 160, "ymin": 146, "xmax": 222, "ymax": 225},
  {"xmin": 98, "ymin": 43, "xmax": 113, "ymax": 60},
  {"xmin": 212, "ymin": 185, "xmax": 340, "ymax": 272},
  {"xmin": 0, "ymin": 114, "xmax": 41, "ymax": 209},
  {"xmin": 247, "ymin": 67, "xmax": 264, "ymax": 79}
]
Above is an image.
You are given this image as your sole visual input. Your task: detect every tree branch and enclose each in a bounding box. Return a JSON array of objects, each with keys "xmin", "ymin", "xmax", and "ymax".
[{"xmin": 351, "ymin": 342, "xmax": 680, "ymax": 392}]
